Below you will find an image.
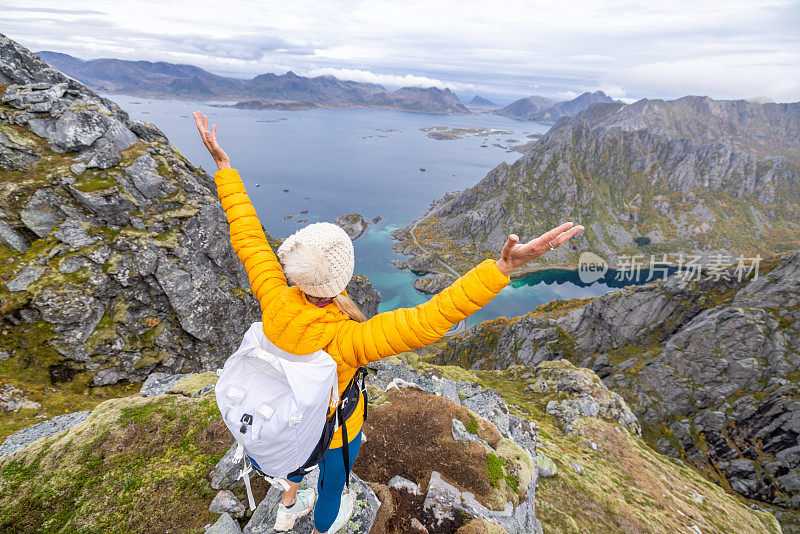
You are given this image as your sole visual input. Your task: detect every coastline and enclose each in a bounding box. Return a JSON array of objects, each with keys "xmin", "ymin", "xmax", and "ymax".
[{"xmin": 99, "ymin": 89, "xmax": 477, "ymax": 115}]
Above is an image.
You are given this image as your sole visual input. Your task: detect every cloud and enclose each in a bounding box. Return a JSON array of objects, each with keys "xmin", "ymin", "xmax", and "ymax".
[
  {"xmin": 603, "ymin": 55, "xmax": 800, "ymax": 102},
  {"xmin": 0, "ymin": 6, "xmax": 105, "ymax": 15},
  {"xmin": 2, "ymin": 0, "xmax": 799, "ymax": 102},
  {"xmin": 302, "ymin": 67, "xmax": 476, "ymax": 90}
]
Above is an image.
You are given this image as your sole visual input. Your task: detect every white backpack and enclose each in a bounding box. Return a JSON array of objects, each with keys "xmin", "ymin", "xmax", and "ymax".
[{"xmin": 215, "ymin": 322, "xmax": 340, "ymax": 509}]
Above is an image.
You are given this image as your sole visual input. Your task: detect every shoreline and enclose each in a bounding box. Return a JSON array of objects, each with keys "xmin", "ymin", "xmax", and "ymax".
[{"xmin": 101, "ymin": 90, "xmax": 476, "ymax": 115}]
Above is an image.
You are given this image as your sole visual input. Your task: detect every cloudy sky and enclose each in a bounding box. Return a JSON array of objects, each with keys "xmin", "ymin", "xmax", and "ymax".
[{"xmin": 3, "ymin": 0, "xmax": 799, "ymax": 103}]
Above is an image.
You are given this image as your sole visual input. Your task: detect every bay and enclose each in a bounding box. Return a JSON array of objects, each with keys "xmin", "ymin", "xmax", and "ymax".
[{"xmin": 106, "ymin": 95, "xmax": 646, "ymax": 327}]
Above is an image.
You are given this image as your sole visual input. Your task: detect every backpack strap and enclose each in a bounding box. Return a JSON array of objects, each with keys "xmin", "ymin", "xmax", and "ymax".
[{"xmin": 339, "ymin": 402, "xmax": 351, "ymax": 489}]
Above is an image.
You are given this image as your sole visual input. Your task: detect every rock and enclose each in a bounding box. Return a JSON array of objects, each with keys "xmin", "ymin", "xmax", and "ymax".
[
  {"xmin": 139, "ymin": 372, "xmax": 186, "ymax": 396},
  {"xmin": 0, "ymin": 351, "xmax": 10, "ymax": 361},
  {"xmin": 534, "ymin": 455, "xmax": 557, "ymax": 478},
  {"xmin": 27, "ymin": 109, "xmax": 112, "ymax": 152},
  {"xmin": 334, "ymin": 213, "xmax": 369, "ymax": 240},
  {"xmin": 124, "ymin": 154, "xmax": 175, "ymax": 199},
  {"xmin": 0, "ymin": 220, "xmax": 27, "ymax": 252},
  {"xmin": 388, "ymin": 475, "xmax": 421, "ymax": 496},
  {"xmin": 168, "ymin": 372, "xmax": 218, "ymax": 397},
  {"xmin": 0, "ymin": 411, "xmax": 91, "ymax": 457},
  {"xmin": 570, "ymin": 462, "xmax": 584, "ymax": 474},
  {"xmin": 210, "ymin": 490, "xmax": 246, "ymax": 519},
  {"xmin": 462, "ymin": 389, "xmax": 510, "ymax": 436},
  {"xmin": 589, "ymin": 442, "xmax": 598, "ymax": 451},
  {"xmin": 82, "ymin": 138, "xmax": 122, "ymax": 170},
  {"xmin": 210, "ymin": 443, "xmax": 243, "ymax": 491},
  {"xmin": 6, "ymin": 266, "xmax": 46, "ymax": 292},
  {"xmin": 410, "ymin": 517, "xmax": 429, "ymax": 533},
  {"xmin": 206, "ymin": 513, "xmax": 242, "ymax": 534},
  {"xmin": 345, "ymin": 274, "xmax": 382, "ymax": 319},
  {"xmin": 413, "ymin": 273, "xmax": 456, "ymax": 294},
  {"xmin": 452, "ymin": 418, "xmax": 491, "ymax": 448},
  {"xmin": 20, "ymin": 189, "xmax": 64, "ymax": 237},
  {"xmin": 508, "ymin": 415, "xmax": 538, "ymax": 455},
  {"xmin": 422, "ymin": 471, "xmax": 463, "ymax": 530},
  {"xmin": 54, "ymin": 220, "xmax": 97, "ymax": 248},
  {"xmin": 0, "ymin": 383, "xmax": 41, "ymax": 413}
]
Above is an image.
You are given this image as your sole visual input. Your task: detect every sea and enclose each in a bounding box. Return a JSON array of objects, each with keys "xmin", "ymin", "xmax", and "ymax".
[{"xmin": 105, "ymin": 95, "xmax": 656, "ymax": 327}]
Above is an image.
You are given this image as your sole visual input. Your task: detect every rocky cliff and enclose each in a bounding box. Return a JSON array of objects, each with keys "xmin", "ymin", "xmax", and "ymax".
[
  {"xmin": 431, "ymin": 249, "xmax": 800, "ymax": 530},
  {"xmin": 0, "ymin": 34, "xmax": 381, "ymax": 439},
  {"xmin": 394, "ymin": 95, "xmax": 800, "ymax": 275},
  {"xmin": 0, "ymin": 354, "xmax": 780, "ymax": 533}
]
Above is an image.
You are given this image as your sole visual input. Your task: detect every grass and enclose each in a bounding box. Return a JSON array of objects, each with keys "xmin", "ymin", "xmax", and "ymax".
[{"xmin": 0, "ymin": 394, "xmax": 231, "ymax": 534}]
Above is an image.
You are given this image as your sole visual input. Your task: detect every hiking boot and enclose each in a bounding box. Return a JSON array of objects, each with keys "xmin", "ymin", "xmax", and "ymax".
[
  {"xmin": 326, "ymin": 488, "xmax": 355, "ymax": 534},
  {"xmin": 274, "ymin": 488, "xmax": 316, "ymax": 531}
]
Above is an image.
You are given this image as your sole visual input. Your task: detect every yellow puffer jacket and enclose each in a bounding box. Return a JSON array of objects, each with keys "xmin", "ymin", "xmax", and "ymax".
[{"xmin": 214, "ymin": 168, "xmax": 510, "ymax": 447}]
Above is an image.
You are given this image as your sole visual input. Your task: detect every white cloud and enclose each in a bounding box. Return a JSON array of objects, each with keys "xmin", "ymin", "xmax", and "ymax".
[
  {"xmin": 302, "ymin": 67, "xmax": 476, "ymax": 91},
  {"xmin": 603, "ymin": 54, "xmax": 800, "ymax": 102},
  {"xmin": 2, "ymin": 0, "xmax": 799, "ymax": 102}
]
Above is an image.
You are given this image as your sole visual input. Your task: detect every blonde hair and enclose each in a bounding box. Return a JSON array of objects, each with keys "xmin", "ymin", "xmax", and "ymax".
[{"xmin": 333, "ymin": 294, "xmax": 367, "ymax": 322}]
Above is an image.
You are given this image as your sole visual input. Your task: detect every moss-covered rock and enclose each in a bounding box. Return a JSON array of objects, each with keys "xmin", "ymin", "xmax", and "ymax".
[{"xmin": 168, "ymin": 371, "xmax": 218, "ymax": 397}]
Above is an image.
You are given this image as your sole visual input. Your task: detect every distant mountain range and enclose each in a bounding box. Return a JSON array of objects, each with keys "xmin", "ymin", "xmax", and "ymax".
[
  {"xmin": 35, "ymin": 51, "xmax": 469, "ymax": 114},
  {"xmin": 493, "ymin": 91, "xmax": 618, "ymax": 122}
]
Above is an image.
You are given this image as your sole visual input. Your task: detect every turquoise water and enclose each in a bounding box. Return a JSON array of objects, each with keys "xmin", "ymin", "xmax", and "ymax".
[{"xmin": 104, "ymin": 94, "xmax": 634, "ymax": 326}]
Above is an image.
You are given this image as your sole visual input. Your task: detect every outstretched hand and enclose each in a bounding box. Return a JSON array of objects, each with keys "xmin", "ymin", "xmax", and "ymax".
[
  {"xmin": 496, "ymin": 222, "xmax": 585, "ymax": 276},
  {"xmin": 192, "ymin": 111, "xmax": 230, "ymax": 170}
]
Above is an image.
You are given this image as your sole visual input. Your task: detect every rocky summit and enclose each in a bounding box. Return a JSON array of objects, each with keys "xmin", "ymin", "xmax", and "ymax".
[
  {"xmin": 431, "ymin": 249, "xmax": 800, "ymax": 531},
  {"xmin": 0, "ymin": 33, "xmax": 380, "ymax": 438},
  {"xmin": 394, "ymin": 95, "xmax": 800, "ymax": 275},
  {"xmin": 0, "ymin": 354, "xmax": 780, "ymax": 533}
]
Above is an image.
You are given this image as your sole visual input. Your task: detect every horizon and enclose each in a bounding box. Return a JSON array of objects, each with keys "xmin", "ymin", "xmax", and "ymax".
[
  {"xmin": 2, "ymin": 0, "xmax": 798, "ymax": 105},
  {"xmin": 29, "ymin": 48, "xmax": 798, "ymax": 107}
]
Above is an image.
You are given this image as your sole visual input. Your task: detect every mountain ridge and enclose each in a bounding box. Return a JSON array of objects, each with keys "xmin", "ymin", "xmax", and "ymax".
[
  {"xmin": 493, "ymin": 91, "xmax": 618, "ymax": 122},
  {"xmin": 392, "ymin": 94, "xmax": 800, "ymax": 279},
  {"xmin": 36, "ymin": 50, "xmax": 470, "ymax": 114}
]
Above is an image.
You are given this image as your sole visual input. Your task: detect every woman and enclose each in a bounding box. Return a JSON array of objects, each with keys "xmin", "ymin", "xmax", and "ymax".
[{"xmin": 193, "ymin": 111, "xmax": 583, "ymax": 533}]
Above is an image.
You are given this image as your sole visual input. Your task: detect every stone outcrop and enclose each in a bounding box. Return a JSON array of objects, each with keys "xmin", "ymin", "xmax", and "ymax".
[
  {"xmin": 0, "ymin": 356, "xmax": 782, "ymax": 533},
  {"xmin": 432, "ymin": 249, "xmax": 800, "ymax": 528},
  {"xmin": 0, "ymin": 34, "xmax": 382, "ymax": 390},
  {"xmin": 334, "ymin": 212, "xmax": 369, "ymax": 240}
]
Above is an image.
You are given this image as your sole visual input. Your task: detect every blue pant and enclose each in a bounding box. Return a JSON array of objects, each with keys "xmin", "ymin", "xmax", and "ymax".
[{"xmin": 288, "ymin": 430, "xmax": 362, "ymax": 532}]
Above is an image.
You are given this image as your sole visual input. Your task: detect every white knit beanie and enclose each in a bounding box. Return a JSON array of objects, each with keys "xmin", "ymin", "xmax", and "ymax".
[{"xmin": 276, "ymin": 222, "xmax": 354, "ymax": 298}]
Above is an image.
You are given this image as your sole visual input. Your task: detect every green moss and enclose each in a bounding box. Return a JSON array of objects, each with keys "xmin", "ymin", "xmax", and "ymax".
[
  {"xmin": 72, "ymin": 173, "xmax": 117, "ymax": 192},
  {"xmin": 0, "ymin": 395, "xmax": 227, "ymax": 533},
  {"xmin": 484, "ymin": 452, "xmax": 505, "ymax": 487},
  {"xmin": 168, "ymin": 372, "xmax": 218, "ymax": 397},
  {"xmin": 464, "ymin": 413, "xmax": 479, "ymax": 435}
]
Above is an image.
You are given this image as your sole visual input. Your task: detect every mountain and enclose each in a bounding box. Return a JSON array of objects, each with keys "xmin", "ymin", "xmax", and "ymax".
[
  {"xmin": 36, "ymin": 50, "xmax": 247, "ymax": 96},
  {"xmin": 392, "ymin": 95, "xmax": 800, "ymax": 276},
  {"xmin": 469, "ymin": 95, "xmax": 496, "ymax": 106},
  {"xmin": 429, "ymin": 250, "xmax": 800, "ymax": 531},
  {"xmin": 36, "ymin": 51, "xmax": 469, "ymax": 114},
  {"xmin": 491, "ymin": 95, "xmax": 556, "ymax": 120},
  {"xmin": 0, "ymin": 33, "xmax": 380, "ymax": 438},
  {"xmin": 493, "ymin": 91, "xmax": 618, "ymax": 122},
  {"xmin": 0, "ymin": 353, "xmax": 781, "ymax": 533},
  {"xmin": 530, "ymin": 91, "xmax": 618, "ymax": 123}
]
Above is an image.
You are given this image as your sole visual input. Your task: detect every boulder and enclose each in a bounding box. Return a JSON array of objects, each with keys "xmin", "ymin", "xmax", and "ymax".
[
  {"xmin": 206, "ymin": 513, "xmax": 242, "ymax": 534},
  {"xmin": 210, "ymin": 490, "xmax": 246, "ymax": 519}
]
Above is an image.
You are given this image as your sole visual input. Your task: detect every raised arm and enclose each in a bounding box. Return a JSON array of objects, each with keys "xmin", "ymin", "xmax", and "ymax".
[
  {"xmin": 193, "ymin": 111, "xmax": 288, "ymax": 308},
  {"xmin": 331, "ymin": 222, "xmax": 584, "ymax": 367}
]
